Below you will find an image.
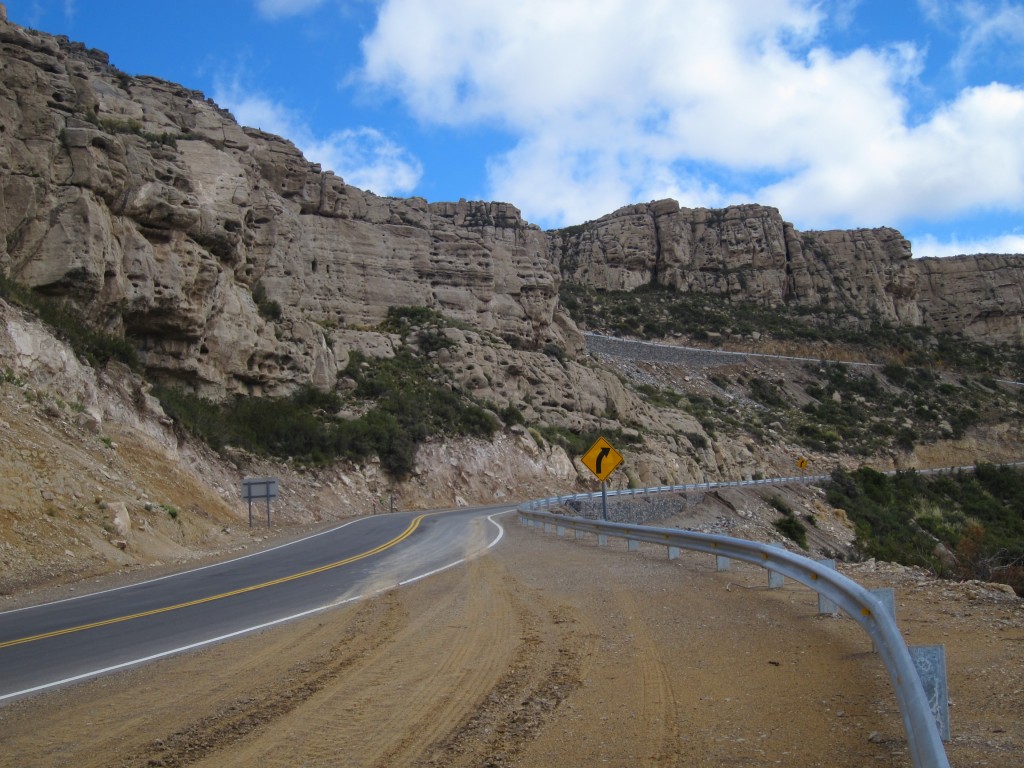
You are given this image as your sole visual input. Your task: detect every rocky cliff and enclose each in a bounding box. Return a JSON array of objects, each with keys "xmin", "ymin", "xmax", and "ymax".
[
  {"xmin": 0, "ymin": 12, "xmax": 577, "ymax": 398},
  {"xmin": 551, "ymin": 200, "xmax": 1024, "ymax": 345},
  {"xmin": 3, "ymin": 12, "xmax": 1024, "ymax": 406},
  {"xmin": 4, "ymin": 9, "xmax": 1024, "ymax": 616}
]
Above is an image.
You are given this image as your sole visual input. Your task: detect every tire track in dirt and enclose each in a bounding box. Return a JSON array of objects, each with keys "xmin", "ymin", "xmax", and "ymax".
[
  {"xmin": 0, "ymin": 594, "xmax": 406, "ymax": 768},
  {"xmin": 606, "ymin": 580, "xmax": 683, "ymax": 765},
  {"xmin": 184, "ymin": 553, "xmax": 535, "ymax": 767},
  {"xmin": 3, "ymin": 520, "xmax": 1019, "ymax": 767},
  {"xmin": 120, "ymin": 595, "xmax": 408, "ymax": 768},
  {"xmin": 410, "ymin": 562, "xmax": 590, "ymax": 767}
]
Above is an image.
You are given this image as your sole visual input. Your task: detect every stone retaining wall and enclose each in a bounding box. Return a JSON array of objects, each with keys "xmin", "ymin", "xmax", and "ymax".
[{"xmin": 558, "ymin": 491, "xmax": 705, "ymax": 525}]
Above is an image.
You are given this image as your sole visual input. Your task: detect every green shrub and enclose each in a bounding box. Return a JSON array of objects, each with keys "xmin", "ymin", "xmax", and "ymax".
[
  {"xmin": 748, "ymin": 377, "xmax": 787, "ymax": 408},
  {"xmin": 774, "ymin": 515, "xmax": 808, "ymax": 550},
  {"xmin": 767, "ymin": 493, "xmax": 807, "ymax": 549},
  {"xmin": 252, "ymin": 282, "xmax": 282, "ymax": 321},
  {"xmin": 499, "ymin": 404, "xmax": 526, "ymax": 426},
  {"xmin": 827, "ymin": 466, "xmax": 1024, "ymax": 595}
]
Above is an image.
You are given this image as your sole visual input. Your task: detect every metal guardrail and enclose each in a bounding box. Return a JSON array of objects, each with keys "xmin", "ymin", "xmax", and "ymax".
[
  {"xmin": 520, "ymin": 472, "xmax": 831, "ymax": 511},
  {"xmin": 516, "ymin": 503, "xmax": 952, "ymax": 768},
  {"xmin": 521, "ymin": 463, "xmax": 1024, "ymax": 513}
]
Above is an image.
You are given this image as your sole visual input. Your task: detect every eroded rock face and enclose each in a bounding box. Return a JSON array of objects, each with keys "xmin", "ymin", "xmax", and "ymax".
[
  {"xmin": 2, "ymin": 12, "xmax": 1023, "ymax": 410},
  {"xmin": 551, "ymin": 200, "xmax": 1024, "ymax": 344},
  {"xmin": 0, "ymin": 15, "xmax": 574, "ymax": 397}
]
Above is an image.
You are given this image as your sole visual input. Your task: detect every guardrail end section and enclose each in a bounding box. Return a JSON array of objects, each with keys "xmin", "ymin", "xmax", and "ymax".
[{"xmin": 910, "ymin": 645, "xmax": 951, "ymax": 742}]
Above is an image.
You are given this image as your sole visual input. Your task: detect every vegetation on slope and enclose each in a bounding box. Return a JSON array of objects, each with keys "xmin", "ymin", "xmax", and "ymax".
[
  {"xmin": 561, "ymin": 280, "xmax": 1024, "ymax": 460},
  {"xmin": 0, "ymin": 274, "xmax": 140, "ymax": 370},
  {"xmin": 827, "ymin": 465, "xmax": 1024, "ymax": 595},
  {"xmin": 0, "ymin": 276, "xmax": 501, "ymax": 479},
  {"xmin": 156, "ymin": 307, "xmax": 498, "ymax": 478}
]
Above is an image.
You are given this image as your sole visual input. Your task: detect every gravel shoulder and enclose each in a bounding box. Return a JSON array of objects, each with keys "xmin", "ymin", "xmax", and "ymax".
[{"xmin": 0, "ymin": 518, "xmax": 1021, "ymax": 767}]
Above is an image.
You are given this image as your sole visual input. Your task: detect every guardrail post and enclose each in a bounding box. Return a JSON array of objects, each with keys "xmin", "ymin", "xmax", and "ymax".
[
  {"xmin": 518, "ymin": 504, "xmax": 952, "ymax": 767},
  {"xmin": 870, "ymin": 588, "xmax": 896, "ymax": 652},
  {"xmin": 628, "ymin": 538, "xmax": 639, "ymax": 552},
  {"xmin": 816, "ymin": 559, "xmax": 838, "ymax": 614},
  {"xmin": 544, "ymin": 522, "xmax": 553, "ymax": 534},
  {"xmin": 716, "ymin": 555, "xmax": 731, "ymax": 571},
  {"xmin": 668, "ymin": 545, "xmax": 680, "ymax": 560},
  {"xmin": 556, "ymin": 524, "xmax": 566, "ymax": 537},
  {"xmin": 910, "ymin": 645, "xmax": 951, "ymax": 742},
  {"xmin": 575, "ymin": 528, "xmax": 585, "ymax": 540},
  {"xmin": 768, "ymin": 544, "xmax": 786, "ymax": 588}
]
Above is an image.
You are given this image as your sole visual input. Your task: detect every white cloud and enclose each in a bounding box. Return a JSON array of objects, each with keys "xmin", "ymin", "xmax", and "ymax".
[
  {"xmin": 950, "ymin": 1, "xmax": 1024, "ymax": 78},
  {"xmin": 359, "ymin": 0, "xmax": 1024, "ymax": 235},
  {"xmin": 254, "ymin": 0, "xmax": 326, "ymax": 19},
  {"xmin": 760, "ymin": 82, "xmax": 1024, "ymax": 227},
  {"xmin": 214, "ymin": 80, "xmax": 422, "ymax": 196},
  {"xmin": 305, "ymin": 127, "xmax": 423, "ymax": 194},
  {"xmin": 912, "ymin": 231, "xmax": 1024, "ymax": 257}
]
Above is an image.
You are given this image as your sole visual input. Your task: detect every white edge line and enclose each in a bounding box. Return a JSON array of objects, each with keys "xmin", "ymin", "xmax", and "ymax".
[
  {"xmin": 0, "ymin": 510, "xmax": 510, "ymax": 703},
  {"xmin": 397, "ymin": 510, "xmax": 507, "ymax": 587},
  {"xmin": 0, "ymin": 517, "xmax": 368, "ymax": 616},
  {"xmin": 0, "ymin": 598, "xmax": 353, "ymax": 702}
]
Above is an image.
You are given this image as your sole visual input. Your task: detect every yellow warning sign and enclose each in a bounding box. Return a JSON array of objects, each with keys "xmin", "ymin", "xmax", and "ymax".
[
  {"xmin": 582, "ymin": 436, "xmax": 623, "ymax": 482},
  {"xmin": 796, "ymin": 457, "xmax": 809, "ymax": 470}
]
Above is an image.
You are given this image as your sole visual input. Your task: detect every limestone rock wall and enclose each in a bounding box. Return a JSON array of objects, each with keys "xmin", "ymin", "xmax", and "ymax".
[
  {"xmin": 0, "ymin": 15, "xmax": 575, "ymax": 397},
  {"xmin": 3, "ymin": 10, "xmax": 1023, "ymax": 410},
  {"xmin": 551, "ymin": 200, "xmax": 1024, "ymax": 344}
]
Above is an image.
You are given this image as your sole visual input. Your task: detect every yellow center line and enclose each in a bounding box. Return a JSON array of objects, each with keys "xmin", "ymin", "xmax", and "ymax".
[{"xmin": 0, "ymin": 513, "xmax": 429, "ymax": 650}]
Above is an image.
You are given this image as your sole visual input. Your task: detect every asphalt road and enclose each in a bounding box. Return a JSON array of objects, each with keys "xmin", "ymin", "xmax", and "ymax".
[{"xmin": 0, "ymin": 504, "xmax": 512, "ymax": 702}]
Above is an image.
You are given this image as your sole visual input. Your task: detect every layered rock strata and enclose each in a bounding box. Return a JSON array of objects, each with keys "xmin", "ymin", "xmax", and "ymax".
[
  {"xmin": 2, "ymin": 11, "xmax": 1023, "ymax": 408},
  {"xmin": 550, "ymin": 200, "xmax": 1024, "ymax": 344},
  {"xmin": 0, "ymin": 15, "xmax": 574, "ymax": 396}
]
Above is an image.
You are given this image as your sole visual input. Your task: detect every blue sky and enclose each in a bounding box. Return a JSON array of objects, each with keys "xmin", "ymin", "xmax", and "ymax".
[{"xmin": 8, "ymin": 0, "xmax": 1024, "ymax": 256}]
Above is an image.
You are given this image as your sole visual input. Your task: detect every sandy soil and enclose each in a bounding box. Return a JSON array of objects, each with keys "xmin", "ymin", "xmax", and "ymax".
[{"xmin": 0, "ymin": 519, "xmax": 1021, "ymax": 768}]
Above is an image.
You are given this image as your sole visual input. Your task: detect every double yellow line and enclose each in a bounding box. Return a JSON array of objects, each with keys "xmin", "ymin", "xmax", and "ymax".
[{"xmin": 0, "ymin": 513, "xmax": 428, "ymax": 650}]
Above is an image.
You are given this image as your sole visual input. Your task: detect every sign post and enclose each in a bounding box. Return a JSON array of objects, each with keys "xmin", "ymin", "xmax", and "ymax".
[
  {"xmin": 241, "ymin": 477, "xmax": 279, "ymax": 529},
  {"xmin": 581, "ymin": 436, "xmax": 624, "ymax": 520}
]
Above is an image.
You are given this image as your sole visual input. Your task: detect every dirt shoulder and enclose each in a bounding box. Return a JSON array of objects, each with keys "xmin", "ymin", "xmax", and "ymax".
[{"xmin": 0, "ymin": 519, "xmax": 1020, "ymax": 768}]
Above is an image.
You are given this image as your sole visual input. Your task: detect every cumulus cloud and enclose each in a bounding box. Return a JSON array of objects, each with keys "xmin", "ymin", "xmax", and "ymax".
[
  {"xmin": 950, "ymin": 1, "xmax": 1024, "ymax": 77},
  {"xmin": 214, "ymin": 80, "xmax": 422, "ymax": 196},
  {"xmin": 359, "ymin": 0, "xmax": 1024, "ymax": 236},
  {"xmin": 912, "ymin": 231, "xmax": 1024, "ymax": 257},
  {"xmin": 760, "ymin": 82, "xmax": 1024, "ymax": 227},
  {"xmin": 305, "ymin": 127, "xmax": 423, "ymax": 194}
]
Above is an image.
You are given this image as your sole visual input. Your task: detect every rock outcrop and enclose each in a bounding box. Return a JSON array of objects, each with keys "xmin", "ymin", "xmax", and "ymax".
[
  {"xmin": 551, "ymin": 200, "xmax": 1024, "ymax": 344},
  {"xmin": 0, "ymin": 15, "xmax": 575, "ymax": 397},
  {"xmin": 2, "ymin": 10, "xmax": 1024, "ymax": 410}
]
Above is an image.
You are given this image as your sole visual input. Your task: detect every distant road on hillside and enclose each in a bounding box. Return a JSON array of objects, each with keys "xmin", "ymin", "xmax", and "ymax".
[{"xmin": 584, "ymin": 332, "xmax": 1024, "ymax": 385}]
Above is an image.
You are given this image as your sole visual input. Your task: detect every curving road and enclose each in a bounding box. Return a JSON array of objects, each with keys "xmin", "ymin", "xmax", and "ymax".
[{"xmin": 0, "ymin": 504, "xmax": 511, "ymax": 702}]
